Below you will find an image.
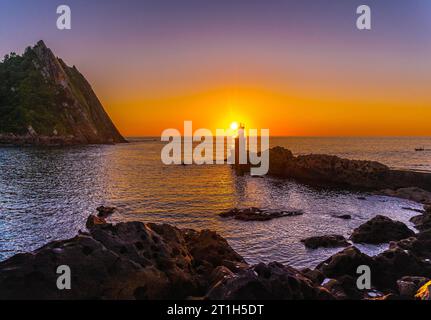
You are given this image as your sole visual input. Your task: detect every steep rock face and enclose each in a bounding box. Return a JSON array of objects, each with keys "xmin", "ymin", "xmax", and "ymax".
[{"xmin": 0, "ymin": 40, "xmax": 126, "ymax": 145}]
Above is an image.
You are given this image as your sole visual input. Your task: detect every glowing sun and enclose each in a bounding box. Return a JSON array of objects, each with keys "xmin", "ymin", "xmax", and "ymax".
[{"xmin": 230, "ymin": 122, "xmax": 239, "ymax": 131}]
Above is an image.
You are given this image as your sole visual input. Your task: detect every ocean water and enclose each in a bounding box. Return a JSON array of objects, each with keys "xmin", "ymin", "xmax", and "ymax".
[{"xmin": 0, "ymin": 137, "xmax": 429, "ymax": 268}]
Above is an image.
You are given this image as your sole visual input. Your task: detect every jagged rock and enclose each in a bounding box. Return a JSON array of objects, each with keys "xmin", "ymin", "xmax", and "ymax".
[
  {"xmin": 85, "ymin": 215, "xmax": 106, "ymax": 229},
  {"xmin": 220, "ymin": 207, "xmax": 303, "ymax": 221},
  {"xmin": 181, "ymin": 229, "xmax": 246, "ymax": 275},
  {"xmin": 0, "ymin": 41, "xmax": 126, "ymax": 145},
  {"xmin": 410, "ymin": 210, "xmax": 431, "ymax": 231},
  {"xmin": 321, "ymin": 276, "xmax": 365, "ymax": 300},
  {"xmin": 350, "ymin": 215, "xmax": 415, "ymax": 244},
  {"xmin": 372, "ymin": 247, "xmax": 431, "ymax": 290},
  {"xmin": 0, "ymin": 216, "xmax": 246, "ymax": 300},
  {"xmin": 96, "ymin": 206, "xmax": 116, "ymax": 218},
  {"xmin": 317, "ymin": 247, "xmax": 374, "ymax": 279},
  {"xmin": 397, "ymin": 276, "xmax": 429, "ymax": 298},
  {"xmin": 0, "ymin": 234, "xmax": 171, "ymax": 299},
  {"xmin": 300, "ymin": 268, "xmax": 325, "ymax": 285},
  {"xmin": 301, "ymin": 235, "xmax": 350, "ymax": 249},
  {"xmin": 387, "ymin": 229, "xmax": 431, "ymax": 260},
  {"xmin": 206, "ymin": 262, "xmax": 334, "ymax": 300},
  {"xmin": 209, "ymin": 266, "xmax": 235, "ymax": 287}
]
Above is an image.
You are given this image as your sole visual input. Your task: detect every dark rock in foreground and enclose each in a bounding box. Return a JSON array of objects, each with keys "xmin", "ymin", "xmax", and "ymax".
[
  {"xmin": 410, "ymin": 206, "xmax": 431, "ymax": 231},
  {"xmin": 397, "ymin": 276, "xmax": 430, "ymax": 298},
  {"xmin": 207, "ymin": 262, "xmax": 332, "ymax": 300},
  {"xmin": 350, "ymin": 215, "xmax": 415, "ymax": 244},
  {"xmin": 1, "ymin": 213, "xmax": 431, "ymax": 300},
  {"xmin": 317, "ymin": 247, "xmax": 374, "ymax": 279},
  {"xmin": 220, "ymin": 207, "xmax": 303, "ymax": 221},
  {"xmin": 0, "ymin": 215, "xmax": 332, "ymax": 300},
  {"xmin": 316, "ymin": 227, "xmax": 431, "ymax": 296},
  {"xmin": 301, "ymin": 235, "xmax": 350, "ymax": 249},
  {"xmin": 0, "ymin": 215, "xmax": 245, "ymax": 300}
]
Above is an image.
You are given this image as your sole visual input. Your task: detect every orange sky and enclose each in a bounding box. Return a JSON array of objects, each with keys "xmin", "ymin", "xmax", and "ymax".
[
  {"xmin": 100, "ymin": 82, "xmax": 431, "ymax": 137},
  {"xmin": 5, "ymin": 1, "xmax": 431, "ymax": 137}
]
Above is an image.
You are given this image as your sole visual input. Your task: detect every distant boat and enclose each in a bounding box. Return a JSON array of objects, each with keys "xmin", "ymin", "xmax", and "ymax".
[{"xmin": 415, "ymin": 147, "xmax": 425, "ymax": 152}]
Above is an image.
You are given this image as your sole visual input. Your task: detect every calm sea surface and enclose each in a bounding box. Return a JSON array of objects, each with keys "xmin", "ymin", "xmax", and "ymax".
[{"xmin": 0, "ymin": 137, "xmax": 430, "ymax": 268}]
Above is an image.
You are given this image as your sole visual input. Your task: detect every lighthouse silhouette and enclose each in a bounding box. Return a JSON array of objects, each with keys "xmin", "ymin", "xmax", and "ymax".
[{"xmin": 234, "ymin": 123, "xmax": 248, "ymax": 175}]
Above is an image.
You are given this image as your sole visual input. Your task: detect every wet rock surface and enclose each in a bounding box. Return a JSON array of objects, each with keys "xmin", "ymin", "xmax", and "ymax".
[
  {"xmin": 219, "ymin": 207, "xmax": 303, "ymax": 221},
  {"xmin": 301, "ymin": 235, "xmax": 350, "ymax": 249},
  {"xmin": 350, "ymin": 215, "xmax": 415, "ymax": 244},
  {"xmin": 207, "ymin": 262, "xmax": 333, "ymax": 300}
]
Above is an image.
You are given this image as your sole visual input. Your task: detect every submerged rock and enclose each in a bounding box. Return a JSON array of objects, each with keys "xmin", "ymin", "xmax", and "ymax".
[
  {"xmin": 350, "ymin": 215, "xmax": 415, "ymax": 244},
  {"xmin": 332, "ymin": 214, "xmax": 352, "ymax": 220},
  {"xmin": 301, "ymin": 235, "xmax": 350, "ymax": 249},
  {"xmin": 220, "ymin": 207, "xmax": 303, "ymax": 221}
]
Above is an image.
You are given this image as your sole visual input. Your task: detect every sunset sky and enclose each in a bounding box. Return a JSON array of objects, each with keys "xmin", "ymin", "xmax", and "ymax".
[{"xmin": 1, "ymin": 0, "xmax": 431, "ymax": 136}]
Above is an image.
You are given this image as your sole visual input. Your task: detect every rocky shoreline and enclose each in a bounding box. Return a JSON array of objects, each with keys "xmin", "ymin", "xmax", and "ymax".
[
  {"xmin": 1, "ymin": 205, "xmax": 430, "ymax": 300},
  {"xmin": 0, "ymin": 133, "xmax": 121, "ymax": 147},
  {"xmin": 254, "ymin": 147, "xmax": 431, "ymax": 193},
  {"xmin": 1, "ymin": 148, "xmax": 431, "ymax": 300}
]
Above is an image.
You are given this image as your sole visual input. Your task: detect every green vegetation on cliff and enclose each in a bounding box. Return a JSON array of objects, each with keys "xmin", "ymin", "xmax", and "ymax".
[
  {"xmin": 0, "ymin": 41, "xmax": 126, "ymax": 144},
  {"xmin": 0, "ymin": 48, "xmax": 66, "ymax": 135}
]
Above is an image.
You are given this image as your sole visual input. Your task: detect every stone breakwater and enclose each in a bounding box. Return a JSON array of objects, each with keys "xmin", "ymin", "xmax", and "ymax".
[
  {"xmin": 1, "ymin": 208, "xmax": 431, "ymax": 300},
  {"xmin": 258, "ymin": 147, "xmax": 431, "ymax": 192}
]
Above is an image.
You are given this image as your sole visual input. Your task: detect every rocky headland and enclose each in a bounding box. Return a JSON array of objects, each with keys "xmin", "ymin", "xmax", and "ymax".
[
  {"xmin": 255, "ymin": 147, "xmax": 431, "ymax": 195},
  {"xmin": 0, "ymin": 41, "xmax": 126, "ymax": 146}
]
